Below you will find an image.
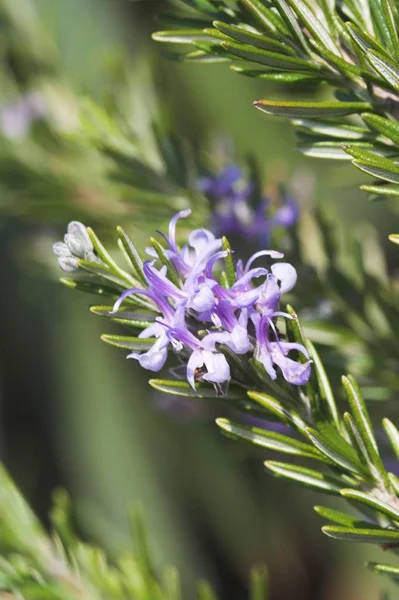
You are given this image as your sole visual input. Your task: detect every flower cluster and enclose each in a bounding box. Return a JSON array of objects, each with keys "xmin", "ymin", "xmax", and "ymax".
[
  {"xmin": 113, "ymin": 210, "xmax": 311, "ymax": 391},
  {"xmin": 198, "ymin": 165, "xmax": 298, "ymax": 244}
]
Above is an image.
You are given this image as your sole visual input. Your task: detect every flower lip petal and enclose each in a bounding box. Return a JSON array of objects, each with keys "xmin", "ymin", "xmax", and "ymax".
[
  {"xmin": 245, "ymin": 250, "xmax": 284, "ymax": 272},
  {"xmin": 271, "ymin": 262, "xmax": 297, "ymax": 294}
]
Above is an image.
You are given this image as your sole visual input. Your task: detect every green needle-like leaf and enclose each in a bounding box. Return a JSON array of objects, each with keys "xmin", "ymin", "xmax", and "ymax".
[
  {"xmin": 342, "ymin": 375, "xmax": 388, "ymax": 485},
  {"xmin": 265, "ymin": 461, "xmax": 345, "ymax": 494},
  {"xmin": 322, "ymin": 525, "xmax": 399, "ymax": 543},
  {"xmin": 217, "ymin": 418, "xmax": 327, "ymax": 461},
  {"xmin": 367, "ymin": 562, "xmax": 399, "ymax": 581},
  {"xmin": 383, "ymin": 418, "xmax": 399, "ymax": 460},
  {"xmin": 221, "ymin": 237, "xmax": 236, "ymax": 287},
  {"xmin": 101, "ymin": 335, "xmax": 155, "ymax": 351},
  {"xmin": 254, "ymin": 100, "xmax": 372, "ymax": 118},
  {"xmin": 314, "ymin": 505, "xmax": 372, "ymax": 528},
  {"xmin": 341, "ymin": 489, "xmax": 399, "ymax": 524}
]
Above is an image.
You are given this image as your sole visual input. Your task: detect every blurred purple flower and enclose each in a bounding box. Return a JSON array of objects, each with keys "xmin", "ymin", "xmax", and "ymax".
[
  {"xmin": 198, "ymin": 166, "xmax": 298, "ymax": 244},
  {"xmin": 0, "ymin": 92, "xmax": 47, "ymax": 139}
]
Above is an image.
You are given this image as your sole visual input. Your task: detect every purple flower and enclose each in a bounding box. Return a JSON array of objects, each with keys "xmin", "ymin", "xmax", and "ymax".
[
  {"xmin": 105, "ymin": 209, "xmax": 311, "ymax": 392},
  {"xmin": 254, "ymin": 315, "xmax": 311, "ymax": 385}
]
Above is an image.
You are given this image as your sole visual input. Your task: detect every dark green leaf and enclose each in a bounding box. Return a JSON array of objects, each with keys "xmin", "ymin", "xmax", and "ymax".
[
  {"xmin": 342, "ymin": 375, "xmax": 388, "ymax": 486},
  {"xmin": 305, "ymin": 424, "xmax": 366, "ymax": 476},
  {"xmin": 222, "ymin": 42, "xmax": 318, "ymax": 70},
  {"xmin": 213, "ymin": 21, "xmax": 295, "ymax": 54},
  {"xmin": 217, "ymin": 418, "xmax": 327, "ymax": 461}
]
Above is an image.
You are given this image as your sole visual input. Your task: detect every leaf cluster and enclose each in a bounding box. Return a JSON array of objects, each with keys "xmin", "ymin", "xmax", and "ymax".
[
  {"xmin": 0, "ymin": 465, "xmax": 268, "ymax": 600},
  {"xmin": 55, "ymin": 221, "xmax": 399, "ymax": 588},
  {"xmin": 154, "ymin": 0, "xmax": 399, "ymax": 201}
]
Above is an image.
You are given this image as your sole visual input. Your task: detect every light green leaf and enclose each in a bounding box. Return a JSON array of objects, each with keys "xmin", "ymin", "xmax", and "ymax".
[
  {"xmin": 306, "ymin": 340, "xmax": 341, "ymax": 430},
  {"xmin": 361, "ymin": 113, "xmax": 399, "ymax": 146},
  {"xmin": 322, "ymin": 525, "xmax": 399, "ymax": 543},
  {"xmin": 314, "ymin": 505, "xmax": 371, "ymax": 528},
  {"xmin": 101, "ymin": 335, "xmax": 154, "ymax": 351},
  {"xmin": 117, "ymin": 226, "xmax": 146, "ymax": 286},
  {"xmin": 265, "ymin": 461, "xmax": 345, "ymax": 494},
  {"xmin": 367, "ymin": 562, "xmax": 399, "ymax": 581},
  {"xmin": 254, "ymin": 100, "xmax": 372, "ymax": 118},
  {"xmin": 247, "ymin": 390, "xmax": 307, "ymax": 434},
  {"xmin": 90, "ymin": 305, "xmax": 155, "ymax": 329},
  {"xmin": 241, "ymin": 0, "xmax": 289, "ymax": 35},
  {"xmin": 289, "ymin": 0, "xmax": 341, "ymax": 55},
  {"xmin": 221, "ymin": 236, "xmax": 236, "ymax": 287},
  {"xmin": 149, "ymin": 379, "xmax": 244, "ymax": 400},
  {"xmin": 365, "ymin": 49, "xmax": 399, "ymax": 90},
  {"xmin": 342, "ymin": 375, "xmax": 388, "ymax": 486},
  {"xmin": 216, "ymin": 418, "xmax": 327, "ymax": 461},
  {"xmin": 383, "ymin": 418, "xmax": 399, "ymax": 460},
  {"xmin": 152, "ymin": 30, "xmax": 219, "ymax": 44},
  {"xmin": 305, "ymin": 425, "xmax": 366, "ymax": 476},
  {"xmin": 273, "ymin": 0, "xmax": 310, "ymax": 53},
  {"xmin": 221, "ymin": 42, "xmax": 318, "ymax": 70},
  {"xmin": 341, "ymin": 489, "xmax": 399, "ymax": 523},
  {"xmin": 389, "ymin": 234, "xmax": 399, "ymax": 244},
  {"xmin": 213, "ymin": 21, "xmax": 295, "ymax": 54}
]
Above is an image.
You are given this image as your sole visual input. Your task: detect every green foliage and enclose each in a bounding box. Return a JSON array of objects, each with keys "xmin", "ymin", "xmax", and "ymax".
[
  {"xmin": 0, "ymin": 465, "xmax": 268, "ymax": 600},
  {"xmin": 153, "ymin": 0, "xmax": 399, "ymax": 204},
  {"xmin": 55, "ymin": 219, "xmax": 399, "ymax": 589},
  {"xmin": 0, "ymin": 0, "xmax": 206, "ymax": 232}
]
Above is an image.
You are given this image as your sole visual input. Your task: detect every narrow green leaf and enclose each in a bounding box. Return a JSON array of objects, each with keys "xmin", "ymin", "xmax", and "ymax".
[
  {"xmin": 354, "ymin": 161, "xmax": 399, "ymax": 185},
  {"xmin": 250, "ymin": 566, "xmax": 268, "ymax": 600},
  {"xmin": 389, "ymin": 234, "xmax": 399, "ymax": 244},
  {"xmin": 289, "ymin": 0, "xmax": 341, "ymax": 55},
  {"xmin": 90, "ymin": 305, "xmax": 155, "ymax": 329},
  {"xmin": 265, "ymin": 461, "xmax": 344, "ymax": 494},
  {"xmin": 343, "ymin": 412, "xmax": 372, "ymax": 469},
  {"xmin": 365, "ymin": 49, "xmax": 399, "ymax": 90},
  {"xmin": 273, "ymin": 0, "xmax": 310, "ymax": 53},
  {"xmin": 77, "ymin": 259, "xmax": 132, "ymax": 289},
  {"xmin": 341, "ymin": 489, "xmax": 399, "ymax": 523},
  {"xmin": 60, "ymin": 277, "xmax": 122, "ymax": 299},
  {"xmin": 247, "ymin": 389, "xmax": 307, "ymax": 433},
  {"xmin": 381, "ymin": 0, "xmax": 399, "ymax": 63},
  {"xmin": 294, "ymin": 119, "xmax": 372, "ymax": 140},
  {"xmin": 232, "ymin": 67, "xmax": 319, "ymax": 82},
  {"xmin": 346, "ymin": 22, "xmax": 391, "ymax": 60},
  {"xmin": 383, "ymin": 419, "xmax": 399, "ymax": 460},
  {"xmin": 152, "ymin": 30, "xmax": 220, "ymax": 44},
  {"xmin": 241, "ymin": 0, "xmax": 289, "ymax": 35},
  {"xmin": 361, "ymin": 112, "xmax": 399, "ymax": 145},
  {"xmin": 213, "ymin": 21, "xmax": 295, "ymax": 54},
  {"xmin": 222, "ymin": 41, "xmax": 318, "ymax": 70},
  {"xmin": 116, "ymin": 226, "xmax": 146, "ymax": 286},
  {"xmin": 367, "ymin": 562, "xmax": 399, "ymax": 580},
  {"xmin": 197, "ymin": 581, "xmax": 217, "ymax": 600},
  {"xmin": 342, "ymin": 375, "xmax": 388, "ymax": 485},
  {"xmin": 305, "ymin": 340, "xmax": 341, "ymax": 430},
  {"xmin": 322, "ymin": 525, "xmax": 399, "ymax": 543},
  {"xmin": 87, "ymin": 228, "xmax": 134, "ymax": 285},
  {"xmin": 101, "ymin": 335, "xmax": 154, "ymax": 351},
  {"xmin": 217, "ymin": 418, "xmax": 327, "ymax": 461},
  {"xmin": 150, "ymin": 236, "xmax": 181, "ymax": 288},
  {"xmin": 149, "ymin": 379, "xmax": 244, "ymax": 400},
  {"xmin": 221, "ymin": 237, "xmax": 236, "ymax": 287},
  {"xmin": 361, "ymin": 184, "xmax": 399, "ymax": 197},
  {"xmin": 254, "ymin": 100, "xmax": 372, "ymax": 118},
  {"xmin": 305, "ymin": 425, "xmax": 366, "ymax": 476},
  {"xmin": 314, "ymin": 505, "xmax": 371, "ymax": 528}
]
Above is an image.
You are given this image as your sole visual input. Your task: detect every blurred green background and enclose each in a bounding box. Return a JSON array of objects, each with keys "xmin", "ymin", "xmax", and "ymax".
[{"xmin": 2, "ymin": 1, "xmax": 399, "ymax": 598}]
